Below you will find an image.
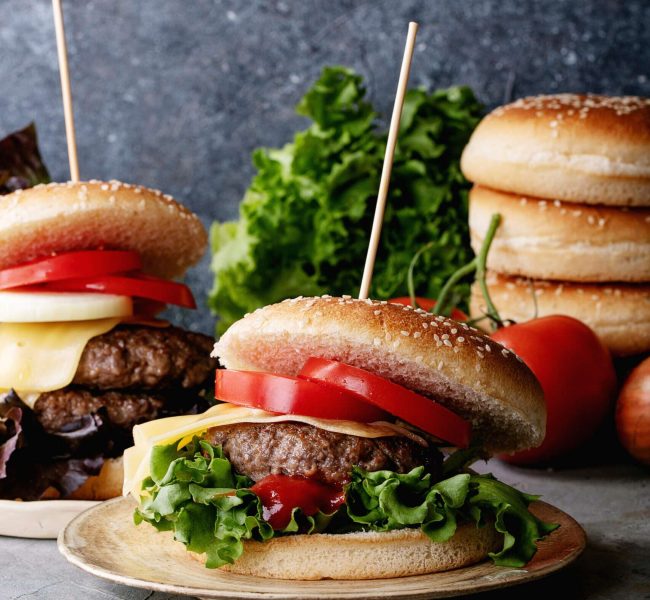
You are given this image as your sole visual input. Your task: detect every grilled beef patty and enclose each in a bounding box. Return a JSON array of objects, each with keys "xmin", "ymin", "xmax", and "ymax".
[
  {"xmin": 73, "ymin": 325, "xmax": 217, "ymax": 390},
  {"xmin": 206, "ymin": 422, "xmax": 441, "ymax": 487}
]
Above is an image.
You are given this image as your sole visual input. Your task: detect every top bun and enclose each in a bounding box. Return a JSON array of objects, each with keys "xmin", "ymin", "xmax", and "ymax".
[
  {"xmin": 214, "ymin": 296, "xmax": 545, "ymax": 454},
  {"xmin": 461, "ymin": 94, "xmax": 650, "ymax": 206},
  {"xmin": 0, "ymin": 180, "xmax": 207, "ymax": 279}
]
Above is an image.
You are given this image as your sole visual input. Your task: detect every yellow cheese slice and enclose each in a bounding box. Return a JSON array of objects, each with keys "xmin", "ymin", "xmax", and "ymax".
[
  {"xmin": 123, "ymin": 403, "xmax": 415, "ymax": 498},
  {"xmin": 0, "ymin": 318, "xmax": 121, "ymax": 402}
]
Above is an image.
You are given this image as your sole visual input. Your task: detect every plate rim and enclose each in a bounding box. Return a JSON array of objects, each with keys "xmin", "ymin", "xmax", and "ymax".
[{"xmin": 58, "ymin": 496, "xmax": 587, "ymax": 600}]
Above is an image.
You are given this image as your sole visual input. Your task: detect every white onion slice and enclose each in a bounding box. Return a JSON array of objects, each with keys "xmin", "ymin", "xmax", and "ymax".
[{"xmin": 0, "ymin": 291, "xmax": 132, "ymax": 322}]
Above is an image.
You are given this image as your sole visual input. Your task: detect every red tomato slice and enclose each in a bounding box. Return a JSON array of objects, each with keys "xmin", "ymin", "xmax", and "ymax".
[
  {"xmin": 0, "ymin": 250, "xmax": 142, "ymax": 290},
  {"xmin": 299, "ymin": 358, "xmax": 471, "ymax": 448},
  {"xmin": 215, "ymin": 370, "xmax": 391, "ymax": 423},
  {"xmin": 390, "ymin": 297, "xmax": 468, "ymax": 322},
  {"xmin": 21, "ymin": 273, "xmax": 196, "ymax": 309}
]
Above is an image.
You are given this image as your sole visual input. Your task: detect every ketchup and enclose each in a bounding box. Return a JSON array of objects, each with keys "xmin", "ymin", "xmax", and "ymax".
[{"xmin": 251, "ymin": 474, "xmax": 346, "ymax": 530}]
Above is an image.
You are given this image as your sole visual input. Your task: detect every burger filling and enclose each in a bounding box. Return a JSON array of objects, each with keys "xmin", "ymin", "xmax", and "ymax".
[{"xmin": 0, "ymin": 325, "xmax": 217, "ymax": 500}]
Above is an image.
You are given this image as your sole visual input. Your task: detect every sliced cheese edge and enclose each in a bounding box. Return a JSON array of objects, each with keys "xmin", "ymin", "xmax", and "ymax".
[
  {"xmin": 0, "ymin": 318, "xmax": 121, "ymax": 402},
  {"xmin": 123, "ymin": 402, "xmax": 413, "ymax": 498}
]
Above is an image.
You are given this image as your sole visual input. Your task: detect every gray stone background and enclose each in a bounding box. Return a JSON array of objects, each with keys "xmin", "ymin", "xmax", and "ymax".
[{"xmin": 1, "ymin": 0, "xmax": 649, "ymax": 335}]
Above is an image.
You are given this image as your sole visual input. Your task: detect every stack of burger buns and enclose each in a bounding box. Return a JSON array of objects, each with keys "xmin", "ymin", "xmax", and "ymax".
[{"xmin": 460, "ymin": 94, "xmax": 650, "ymax": 356}]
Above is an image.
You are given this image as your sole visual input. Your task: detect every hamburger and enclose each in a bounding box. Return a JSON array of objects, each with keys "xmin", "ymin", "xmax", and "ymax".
[
  {"xmin": 124, "ymin": 296, "xmax": 558, "ymax": 580},
  {"xmin": 0, "ymin": 180, "xmax": 217, "ymax": 501}
]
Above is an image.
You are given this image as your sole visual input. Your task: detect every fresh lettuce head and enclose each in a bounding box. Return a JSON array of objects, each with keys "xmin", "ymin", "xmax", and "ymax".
[{"xmin": 209, "ymin": 67, "xmax": 482, "ymax": 333}]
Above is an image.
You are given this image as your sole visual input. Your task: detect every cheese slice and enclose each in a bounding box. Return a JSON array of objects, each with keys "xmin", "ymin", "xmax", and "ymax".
[
  {"xmin": 0, "ymin": 318, "xmax": 121, "ymax": 403},
  {"xmin": 123, "ymin": 403, "xmax": 415, "ymax": 498}
]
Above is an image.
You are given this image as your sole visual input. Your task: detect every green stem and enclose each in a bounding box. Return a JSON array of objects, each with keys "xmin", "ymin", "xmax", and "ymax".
[
  {"xmin": 407, "ymin": 242, "xmax": 434, "ymax": 308},
  {"xmin": 433, "ymin": 257, "xmax": 477, "ymax": 316},
  {"xmin": 475, "ymin": 213, "xmax": 502, "ymax": 328}
]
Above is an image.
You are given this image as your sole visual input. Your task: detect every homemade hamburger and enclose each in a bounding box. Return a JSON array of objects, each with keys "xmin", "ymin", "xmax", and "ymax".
[
  {"xmin": 0, "ymin": 180, "xmax": 217, "ymax": 501},
  {"xmin": 125, "ymin": 296, "xmax": 557, "ymax": 580}
]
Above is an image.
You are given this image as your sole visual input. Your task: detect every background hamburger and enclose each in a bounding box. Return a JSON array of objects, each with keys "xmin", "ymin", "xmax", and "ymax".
[
  {"xmin": 125, "ymin": 296, "xmax": 557, "ymax": 580},
  {"xmin": 0, "ymin": 180, "xmax": 217, "ymax": 501}
]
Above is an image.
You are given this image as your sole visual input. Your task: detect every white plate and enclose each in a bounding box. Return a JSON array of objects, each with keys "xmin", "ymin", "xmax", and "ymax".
[{"xmin": 0, "ymin": 499, "xmax": 98, "ymax": 538}]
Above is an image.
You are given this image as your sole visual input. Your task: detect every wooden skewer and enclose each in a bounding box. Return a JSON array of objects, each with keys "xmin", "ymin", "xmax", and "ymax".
[
  {"xmin": 358, "ymin": 21, "xmax": 418, "ymax": 300},
  {"xmin": 52, "ymin": 0, "xmax": 80, "ymax": 182}
]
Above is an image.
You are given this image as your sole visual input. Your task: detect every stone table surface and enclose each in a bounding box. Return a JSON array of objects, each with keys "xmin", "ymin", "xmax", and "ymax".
[{"xmin": 1, "ymin": 458, "xmax": 648, "ymax": 600}]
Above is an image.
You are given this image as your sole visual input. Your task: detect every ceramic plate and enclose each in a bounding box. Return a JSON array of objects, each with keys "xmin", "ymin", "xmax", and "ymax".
[
  {"xmin": 0, "ymin": 499, "xmax": 98, "ymax": 539},
  {"xmin": 58, "ymin": 496, "xmax": 585, "ymax": 599}
]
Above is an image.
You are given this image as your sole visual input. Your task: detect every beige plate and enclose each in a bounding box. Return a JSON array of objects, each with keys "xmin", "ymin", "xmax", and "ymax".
[
  {"xmin": 58, "ymin": 496, "xmax": 585, "ymax": 599},
  {"xmin": 0, "ymin": 499, "xmax": 98, "ymax": 539}
]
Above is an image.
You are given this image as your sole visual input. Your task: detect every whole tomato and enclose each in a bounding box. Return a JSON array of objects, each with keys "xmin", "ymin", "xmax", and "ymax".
[{"xmin": 492, "ymin": 315, "xmax": 617, "ymax": 465}]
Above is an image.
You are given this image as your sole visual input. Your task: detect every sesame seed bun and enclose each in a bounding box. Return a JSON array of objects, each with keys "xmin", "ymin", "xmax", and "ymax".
[
  {"xmin": 471, "ymin": 272, "xmax": 650, "ymax": 356},
  {"xmin": 469, "ymin": 186, "xmax": 650, "ymax": 282},
  {"xmin": 206, "ymin": 521, "xmax": 502, "ymax": 580},
  {"xmin": 214, "ymin": 296, "xmax": 545, "ymax": 454},
  {"xmin": 461, "ymin": 94, "xmax": 650, "ymax": 206},
  {"xmin": 0, "ymin": 180, "xmax": 207, "ymax": 279}
]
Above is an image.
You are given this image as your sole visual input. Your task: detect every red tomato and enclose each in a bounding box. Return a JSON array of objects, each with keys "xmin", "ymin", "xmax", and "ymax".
[
  {"xmin": 215, "ymin": 370, "xmax": 390, "ymax": 423},
  {"xmin": 21, "ymin": 273, "xmax": 196, "ymax": 309},
  {"xmin": 390, "ymin": 296, "xmax": 468, "ymax": 322},
  {"xmin": 0, "ymin": 250, "xmax": 142, "ymax": 290},
  {"xmin": 299, "ymin": 358, "xmax": 471, "ymax": 448},
  {"xmin": 251, "ymin": 475, "xmax": 345, "ymax": 530},
  {"xmin": 492, "ymin": 315, "xmax": 617, "ymax": 465}
]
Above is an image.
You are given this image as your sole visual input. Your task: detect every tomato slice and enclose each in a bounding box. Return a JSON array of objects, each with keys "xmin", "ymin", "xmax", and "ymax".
[
  {"xmin": 390, "ymin": 297, "xmax": 468, "ymax": 322},
  {"xmin": 299, "ymin": 358, "xmax": 471, "ymax": 448},
  {"xmin": 21, "ymin": 273, "xmax": 196, "ymax": 309},
  {"xmin": 215, "ymin": 370, "xmax": 391, "ymax": 423},
  {"xmin": 0, "ymin": 250, "xmax": 142, "ymax": 290}
]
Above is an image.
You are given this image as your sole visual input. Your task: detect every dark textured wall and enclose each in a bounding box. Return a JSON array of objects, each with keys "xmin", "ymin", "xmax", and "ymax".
[{"xmin": 1, "ymin": 0, "xmax": 648, "ymax": 334}]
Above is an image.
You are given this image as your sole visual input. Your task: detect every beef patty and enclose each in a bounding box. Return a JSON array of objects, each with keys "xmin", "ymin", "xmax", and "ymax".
[
  {"xmin": 206, "ymin": 422, "xmax": 441, "ymax": 487},
  {"xmin": 34, "ymin": 388, "xmax": 168, "ymax": 432},
  {"xmin": 73, "ymin": 325, "xmax": 217, "ymax": 390}
]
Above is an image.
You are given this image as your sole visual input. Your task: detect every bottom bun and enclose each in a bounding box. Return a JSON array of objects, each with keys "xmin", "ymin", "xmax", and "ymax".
[
  {"xmin": 471, "ymin": 272, "xmax": 650, "ymax": 356},
  {"xmin": 192, "ymin": 524, "xmax": 502, "ymax": 580},
  {"xmin": 67, "ymin": 457, "xmax": 124, "ymax": 501}
]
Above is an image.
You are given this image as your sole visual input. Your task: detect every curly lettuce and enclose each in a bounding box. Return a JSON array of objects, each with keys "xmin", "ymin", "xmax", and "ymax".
[
  {"xmin": 135, "ymin": 440, "xmax": 558, "ymax": 569},
  {"xmin": 209, "ymin": 67, "xmax": 482, "ymax": 333}
]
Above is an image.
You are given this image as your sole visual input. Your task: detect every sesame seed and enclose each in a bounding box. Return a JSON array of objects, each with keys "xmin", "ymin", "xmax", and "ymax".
[
  {"xmin": 374, "ymin": 310, "xmax": 382, "ymax": 316},
  {"xmin": 501, "ymin": 349, "xmax": 510, "ymax": 357},
  {"xmin": 342, "ymin": 295, "xmax": 352, "ymax": 300},
  {"xmin": 443, "ymin": 339, "xmax": 452, "ymax": 347},
  {"xmin": 437, "ymin": 361, "xmax": 443, "ymax": 370},
  {"xmin": 457, "ymin": 336, "xmax": 465, "ymax": 343},
  {"xmin": 485, "ymin": 344, "xmax": 492, "ymax": 352},
  {"xmin": 422, "ymin": 322, "xmax": 429, "ymax": 329},
  {"xmin": 451, "ymin": 328, "xmax": 458, "ymax": 334},
  {"xmin": 441, "ymin": 334, "xmax": 450, "ymax": 340},
  {"xmin": 400, "ymin": 330, "xmax": 409, "ymax": 337},
  {"xmin": 433, "ymin": 334, "xmax": 440, "ymax": 342},
  {"xmin": 413, "ymin": 331, "xmax": 421, "ymax": 339},
  {"xmin": 321, "ymin": 294, "xmax": 331, "ymax": 299},
  {"xmin": 100, "ymin": 184, "xmax": 109, "ymax": 191}
]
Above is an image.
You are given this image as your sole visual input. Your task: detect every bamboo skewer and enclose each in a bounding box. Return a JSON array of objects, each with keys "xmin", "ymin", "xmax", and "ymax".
[
  {"xmin": 52, "ymin": 0, "xmax": 80, "ymax": 182},
  {"xmin": 358, "ymin": 21, "xmax": 418, "ymax": 300}
]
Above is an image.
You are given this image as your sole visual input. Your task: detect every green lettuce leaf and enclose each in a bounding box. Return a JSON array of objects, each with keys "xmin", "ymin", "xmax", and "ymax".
[
  {"xmin": 135, "ymin": 438, "xmax": 273, "ymax": 568},
  {"xmin": 209, "ymin": 67, "xmax": 482, "ymax": 334},
  {"xmin": 135, "ymin": 440, "xmax": 557, "ymax": 569},
  {"xmin": 345, "ymin": 466, "xmax": 559, "ymax": 567},
  {"xmin": 0, "ymin": 123, "xmax": 50, "ymax": 194}
]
